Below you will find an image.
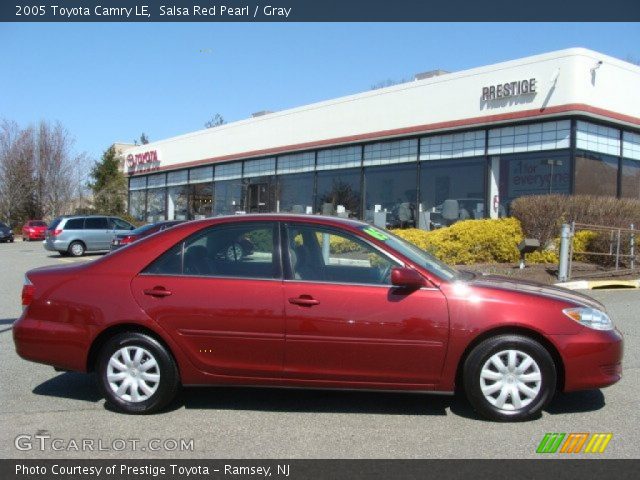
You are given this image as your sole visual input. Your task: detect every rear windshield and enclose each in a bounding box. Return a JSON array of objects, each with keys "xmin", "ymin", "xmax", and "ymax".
[
  {"xmin": 131, "ymin": 224, "xmax": 157, "ymax": 235},
  {"xmin": 29, "ymin": 221, "xmax": 47, "ymax": 227},
  {"xmin": 48, "ymin": 218, "xmax": 63, "ymax": 230}
]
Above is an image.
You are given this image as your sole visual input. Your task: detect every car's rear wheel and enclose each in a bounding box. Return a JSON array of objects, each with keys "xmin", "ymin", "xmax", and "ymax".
[
  {"xmin": 97, "ymin": 332, "xmax": 179, "ymax": 414},
  {"xmin": 68, "ymin": 241, "xmax": 85, "ymax": 257},
  {"xmin": 463, "ymin": 334, "xmax": 556, "ymax": 422}
]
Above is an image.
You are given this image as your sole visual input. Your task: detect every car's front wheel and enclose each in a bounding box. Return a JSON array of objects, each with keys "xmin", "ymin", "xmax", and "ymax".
[
  {"xmin": 96, "ymin": 332, "xmax": 180, "ymax": 414},
  {"xmin": 463, "ymin": 334, "xmax": 556, "ymax": 422}
]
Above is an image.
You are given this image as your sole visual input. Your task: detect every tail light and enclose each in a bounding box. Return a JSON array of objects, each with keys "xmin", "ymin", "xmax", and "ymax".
[
  {"xmin": 22, "ymin": 276, "xmax": 34, "ymax": 310},
  {"xmin": 120, "ymin": 235, "xmax": 137, "ymax": 245},
  {"xmin": 52, "ymin": 229, "xmax": 62, "ymax": 237}
]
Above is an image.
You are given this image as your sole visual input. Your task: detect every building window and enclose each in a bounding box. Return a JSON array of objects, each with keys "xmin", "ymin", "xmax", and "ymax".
[
  {"xmin": 147, "ymin": 173, "xmax": 167, "ymax": 188},
  {"xmin": 190, "ymin": 183, "xmax": 213, "ymax": 219},
  {"xmin": 129, "ymin": 190, "xmax": 146, "ymax": 222},
  {"xmin": 317, "ymin": 146, "xmax": 361, "ymax": 171},
  {"xmin": 168, "ymin": 185, "xmax": 189, "ymax": 220},
  {"xmin": 245, "ymin": 176, "xmax": 277, "ymax": 213},
  {"xmin": 244, "ymin": 157, "xmax": 276, "ymax": 177},
  {"xmin": 278, "ymin": 172, "xmax": 315, "ymax": 214},
  {"xmin": 316, "ymin": 168, "xmax": 361, "ymax": 218},
  {"xmin": 488, "ymin": 120, "xmax": 570, "ymax": 154},
  {"xmin": 621, "ymin": 159, "xmax": 640, "ymax": 199},
  {"xmin": 214, "ymin": 179, "xmax": 244, "ymax": 216},
  {"xmin": 574, "ymin": 151, "xmax": 619, "ymax": 197},
  {"xmin": 363, "ymin": 139, "xmax": 418, "ymax": 166},
  {"xmin": 576, "ymin": 121, "xmax": 620, "ymax": 156},
  {"xmin": 623, "ymin": 131, "xmax": 640, "ymax": 161},
  {"xmin": 277, "ymin": 152, "xmax": 315, "ymax": 174},
  {"xmin": 214, "ymin": 162, "xmax": 242, "ymax": 181},
  {"xmin": 146, "ymin": 188, "xmax": 166, "ymax": 222},
  {"xmin": 364, "ymin": 164, "xmax": 417, "ymax": 228},
  {"xmin": 421, "ymin": 157, "xmax": 486, "ymax": 227},
  {"xmin": 129, "ymin": 176, "xmax": 147, "ymax": 191},
  {"xmin": 189, "ymin": 166, "xmax": 214, "ymax": 183},
  {"xmin": 167, "ymin": 170, "xmax": 188, "ymax": 186},
  {"xmin": 499, "ymin": 152, "xmax": 571, "ymax": 212},
  {"xmin": 420, "ymin": 130, "xmax": 485, "ymax": 160}
]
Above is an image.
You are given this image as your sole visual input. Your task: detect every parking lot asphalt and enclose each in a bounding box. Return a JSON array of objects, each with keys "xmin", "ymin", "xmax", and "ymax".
[{"xmin": 0, "ymin": 240, "xmax": 638, "ymax": 459}]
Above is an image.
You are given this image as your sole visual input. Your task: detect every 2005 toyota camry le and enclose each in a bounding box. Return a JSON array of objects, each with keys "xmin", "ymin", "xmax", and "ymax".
[{"xmin": 13, "ymin": 215, "xmax": 623, "ymax": 421}]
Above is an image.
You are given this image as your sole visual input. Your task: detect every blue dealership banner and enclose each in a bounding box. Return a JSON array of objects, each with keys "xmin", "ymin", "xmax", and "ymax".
[{"xmin": 2, "ymin": 0, "xmax": 640, "ymax": 21}]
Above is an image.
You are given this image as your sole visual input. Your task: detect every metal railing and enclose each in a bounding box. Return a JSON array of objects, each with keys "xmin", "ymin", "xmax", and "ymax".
[{"xmin": 558, "ymin": 221, "xmax": 637, "ymax": 282}]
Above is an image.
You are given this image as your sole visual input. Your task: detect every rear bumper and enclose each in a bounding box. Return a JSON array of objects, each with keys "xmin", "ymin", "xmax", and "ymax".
[
  {"xmin": 44, "ymin": 239, "xmax": 69, "ymax": 252},
  {"xmin": 12, "ymin": 314, "xmax": 91, "ymax": 372},
  {"xmin": 552, "ymin": 328, "xmax": 624, "ymax": 392}
]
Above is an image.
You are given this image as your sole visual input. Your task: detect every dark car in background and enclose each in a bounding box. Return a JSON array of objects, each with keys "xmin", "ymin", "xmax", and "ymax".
[
  {"xmin": 110, "ymin": 221, "xmax": 183, "ymax": 252},
  {"xmin": 0, "ymin": 222, "xmax": 14, "ymax": 243},
  {"xmin": 21, "ymin": 220, "xmax": 48, "ymax": 241}
]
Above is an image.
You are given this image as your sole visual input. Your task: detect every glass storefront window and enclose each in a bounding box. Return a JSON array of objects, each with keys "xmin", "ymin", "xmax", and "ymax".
[
  {"xmin": 278, "ymin": 173, "xmax": 315, "ymax": 214},
  {"xmin": 244, "ymin": 176, "xmax": 277, "ymax": 213},
  {"xmin": 190, "ymin": 183, "xmax": 213, "ymax": 219},
  {"xmin": 168, "ymin": 185, "xmax": 189, "ymax": 220},
  {"xmin": 574, "ymin": 151, "xmax": 618, "ymax": 197},
  {"xmin": 498, "ymin": 151, "xmax": 570, "ymax": 213},
  {"xmin": 621, "ymin": 159, "xmax": 640, "ymax": 199},
  {"xmin": 364, "ymin": 164, "xmax": 418, "ymax": 228},
  {"xmin": 213, "ymin": 179, "xmax": 244, "ymax": 216},
  {"xmin": 129, "ymin": 190, "xmax": 146, "ymax": 222},
  {"xmin": 421, "ymin": 157, "xmax": 486, "ymax": 227},
  {"xmin": 316, "ymin": 168, "xmax": 361, "ymax": 218},
  {"xmin": 146, "ymin": 188, "xmax": 166, "ymax": 222}
]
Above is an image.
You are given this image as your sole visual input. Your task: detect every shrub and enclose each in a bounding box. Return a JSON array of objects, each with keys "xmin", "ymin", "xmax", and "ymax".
[
  {"xmin": 511, "ymin": 194, "xmax": 640, "ymax": 247},
  {"xmin": 391, "ymin": 218, "xmax": 524, "ymax": 265}
]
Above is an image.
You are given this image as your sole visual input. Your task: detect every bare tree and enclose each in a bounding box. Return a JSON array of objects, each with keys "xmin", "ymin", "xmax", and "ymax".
[
  {"xmin": 205, "ymin": 113, "xmax": 225, "ymax": 128},
  {"xmin": 0, "ymin": 119, "xmax": 87, "ymax": 226}
]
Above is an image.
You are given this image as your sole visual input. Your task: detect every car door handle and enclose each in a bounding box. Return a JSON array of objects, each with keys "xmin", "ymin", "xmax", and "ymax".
[
  {"xmin": 143, "ymin": 287, "xmax": 172, "ymax": 298},
  {"xmin": 288, "ymin": 296, "xmax": 320, "ymax": 307}
]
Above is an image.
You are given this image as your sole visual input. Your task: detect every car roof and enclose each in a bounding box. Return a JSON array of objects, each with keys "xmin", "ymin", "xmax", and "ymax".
[{"xmin": 193, "ymin": 213, "xmax": 370, "ymax": 229}]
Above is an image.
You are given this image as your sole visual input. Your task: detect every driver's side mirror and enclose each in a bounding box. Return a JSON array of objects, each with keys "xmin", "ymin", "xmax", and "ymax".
[{"xmin": 391, "ymin": 267, "xmax": 425, "ymax": 289}]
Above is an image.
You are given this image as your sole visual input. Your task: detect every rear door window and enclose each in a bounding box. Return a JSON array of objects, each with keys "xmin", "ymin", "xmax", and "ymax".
[
  {"xmin": 64, "ymin": 218, "xmax": 84, "ymax": 230},
  {"xmin": 85, "ymin": 217, "xmax": 109, "ymax": 229},
  {"xmin": 144, "ymin": 222, "xmax": 280, "ymax": 279}
]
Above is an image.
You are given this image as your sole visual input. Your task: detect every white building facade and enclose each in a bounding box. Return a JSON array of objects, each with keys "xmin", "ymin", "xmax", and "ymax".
[{"xmin": 123, "ymin": 48, "xmax": 640, "ymax": 229}]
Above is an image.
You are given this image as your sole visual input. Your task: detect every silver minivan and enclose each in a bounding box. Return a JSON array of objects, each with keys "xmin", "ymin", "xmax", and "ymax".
[{"xmin": 44, "ymin": 216, "xmax": 135, "ymax": 257}]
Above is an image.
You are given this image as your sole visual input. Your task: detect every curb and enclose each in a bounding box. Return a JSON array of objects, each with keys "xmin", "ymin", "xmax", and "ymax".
[{"xmin": 555, "ymin": 279, "xmax": 640, "ymax": 290}]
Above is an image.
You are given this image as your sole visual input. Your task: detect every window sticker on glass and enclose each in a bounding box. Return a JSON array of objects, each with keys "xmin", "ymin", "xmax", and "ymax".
[{"xmin": 363, "ymin": 227, "xmax": 388, "ymax": 241}]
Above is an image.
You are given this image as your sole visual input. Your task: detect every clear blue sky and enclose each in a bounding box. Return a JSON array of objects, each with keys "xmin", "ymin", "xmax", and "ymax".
[{"xmin": 1, "ymin": 23, "xmax": 639, "ymax": 164}]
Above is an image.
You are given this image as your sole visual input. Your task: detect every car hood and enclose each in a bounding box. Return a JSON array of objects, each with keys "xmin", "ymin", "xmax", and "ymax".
[{"xmin": 467, "ymin": 274, "xmax": 605, "ymax": 311}]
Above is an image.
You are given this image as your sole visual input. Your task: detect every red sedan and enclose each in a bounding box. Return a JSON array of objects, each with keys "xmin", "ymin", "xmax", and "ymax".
[
  {"xmin": 21, "ymin": 220, "xmax": 48, "ymax": 241},
  {"xmin": 13, "ymin": 215, "xmax": 623, "ymax": 421}
]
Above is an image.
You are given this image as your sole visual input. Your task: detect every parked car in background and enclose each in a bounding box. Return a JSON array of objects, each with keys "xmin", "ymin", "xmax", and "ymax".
[
  {"xmin": 44, "ymin": 215, "xmax": 135, "ymax": 257},
  {"xmin": 0, "ymin": 222, "xmax": 14, "ymax": 243},
  {"xmin": 110, "ymin": 221, "xmax": 184, "ymax": 252},
  {"xmin": 15, "ymin": 214, "xmax": 623, "ymax": 420},
  {"xmin": 21, "ymin": 220, "xmax": 48, "ymax": 241}
]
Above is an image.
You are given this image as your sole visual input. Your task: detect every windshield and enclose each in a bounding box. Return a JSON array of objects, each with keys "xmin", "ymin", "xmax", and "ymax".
[
  {"xmin": 359, "ymin": 225, "xmax": 459, "ymax": 282},
  {"xmin": 30, "ymin": 221, "xmax": 47, "ymax": 227}
]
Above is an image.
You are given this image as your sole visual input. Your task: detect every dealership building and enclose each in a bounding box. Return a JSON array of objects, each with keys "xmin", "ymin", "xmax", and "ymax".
[{"xmin": 122, "ymin": 48, "xmax": 640, "ymax": 229}]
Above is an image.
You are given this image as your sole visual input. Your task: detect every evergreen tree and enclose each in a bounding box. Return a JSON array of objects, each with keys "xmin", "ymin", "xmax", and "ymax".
[{"xmin": 89, "ymin": 145, "xmax": 127, "ymax": 215}]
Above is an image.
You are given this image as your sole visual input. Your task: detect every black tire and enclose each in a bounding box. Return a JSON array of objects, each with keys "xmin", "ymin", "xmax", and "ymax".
[
  {"xmin": 68, "ymin": 241, "xmax": 85, "ymax": 257},
  {"xmin": 59, "ymin": 251, "xmax": 70, "ymax": 257},
  {"xmin": 463, "ymin": 334, "xmax": 556, "ymax": 422},
  {"xmin": 96, "ymin": 332, "xmax": 180, "ymax": 414}
]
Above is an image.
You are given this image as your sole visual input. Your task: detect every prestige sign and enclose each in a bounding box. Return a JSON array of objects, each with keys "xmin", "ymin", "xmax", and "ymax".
[
  {"xmin": 482, "ymin": 78, "xmax": 537, "ymax": 101},
  {"xmin": 126, "ymin": 150, "xmax": 159, "ymax": 170}
]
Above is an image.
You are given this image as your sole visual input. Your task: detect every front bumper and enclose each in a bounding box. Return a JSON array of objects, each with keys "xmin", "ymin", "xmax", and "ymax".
[{"xmin": 552, "ymin": 327, "xmax": 624, "ymax": 392}]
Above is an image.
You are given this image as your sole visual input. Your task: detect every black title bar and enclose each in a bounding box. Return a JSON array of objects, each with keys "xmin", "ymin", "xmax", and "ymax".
[{"xmin": 2, "ymin": 0, "xmax": 640, "ymax": 21}]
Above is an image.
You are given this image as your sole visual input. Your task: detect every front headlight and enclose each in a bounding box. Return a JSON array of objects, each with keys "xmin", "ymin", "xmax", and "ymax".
[{"xmin": 563, "ymin": 307, "xmax": 614, "ymax": 331}]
